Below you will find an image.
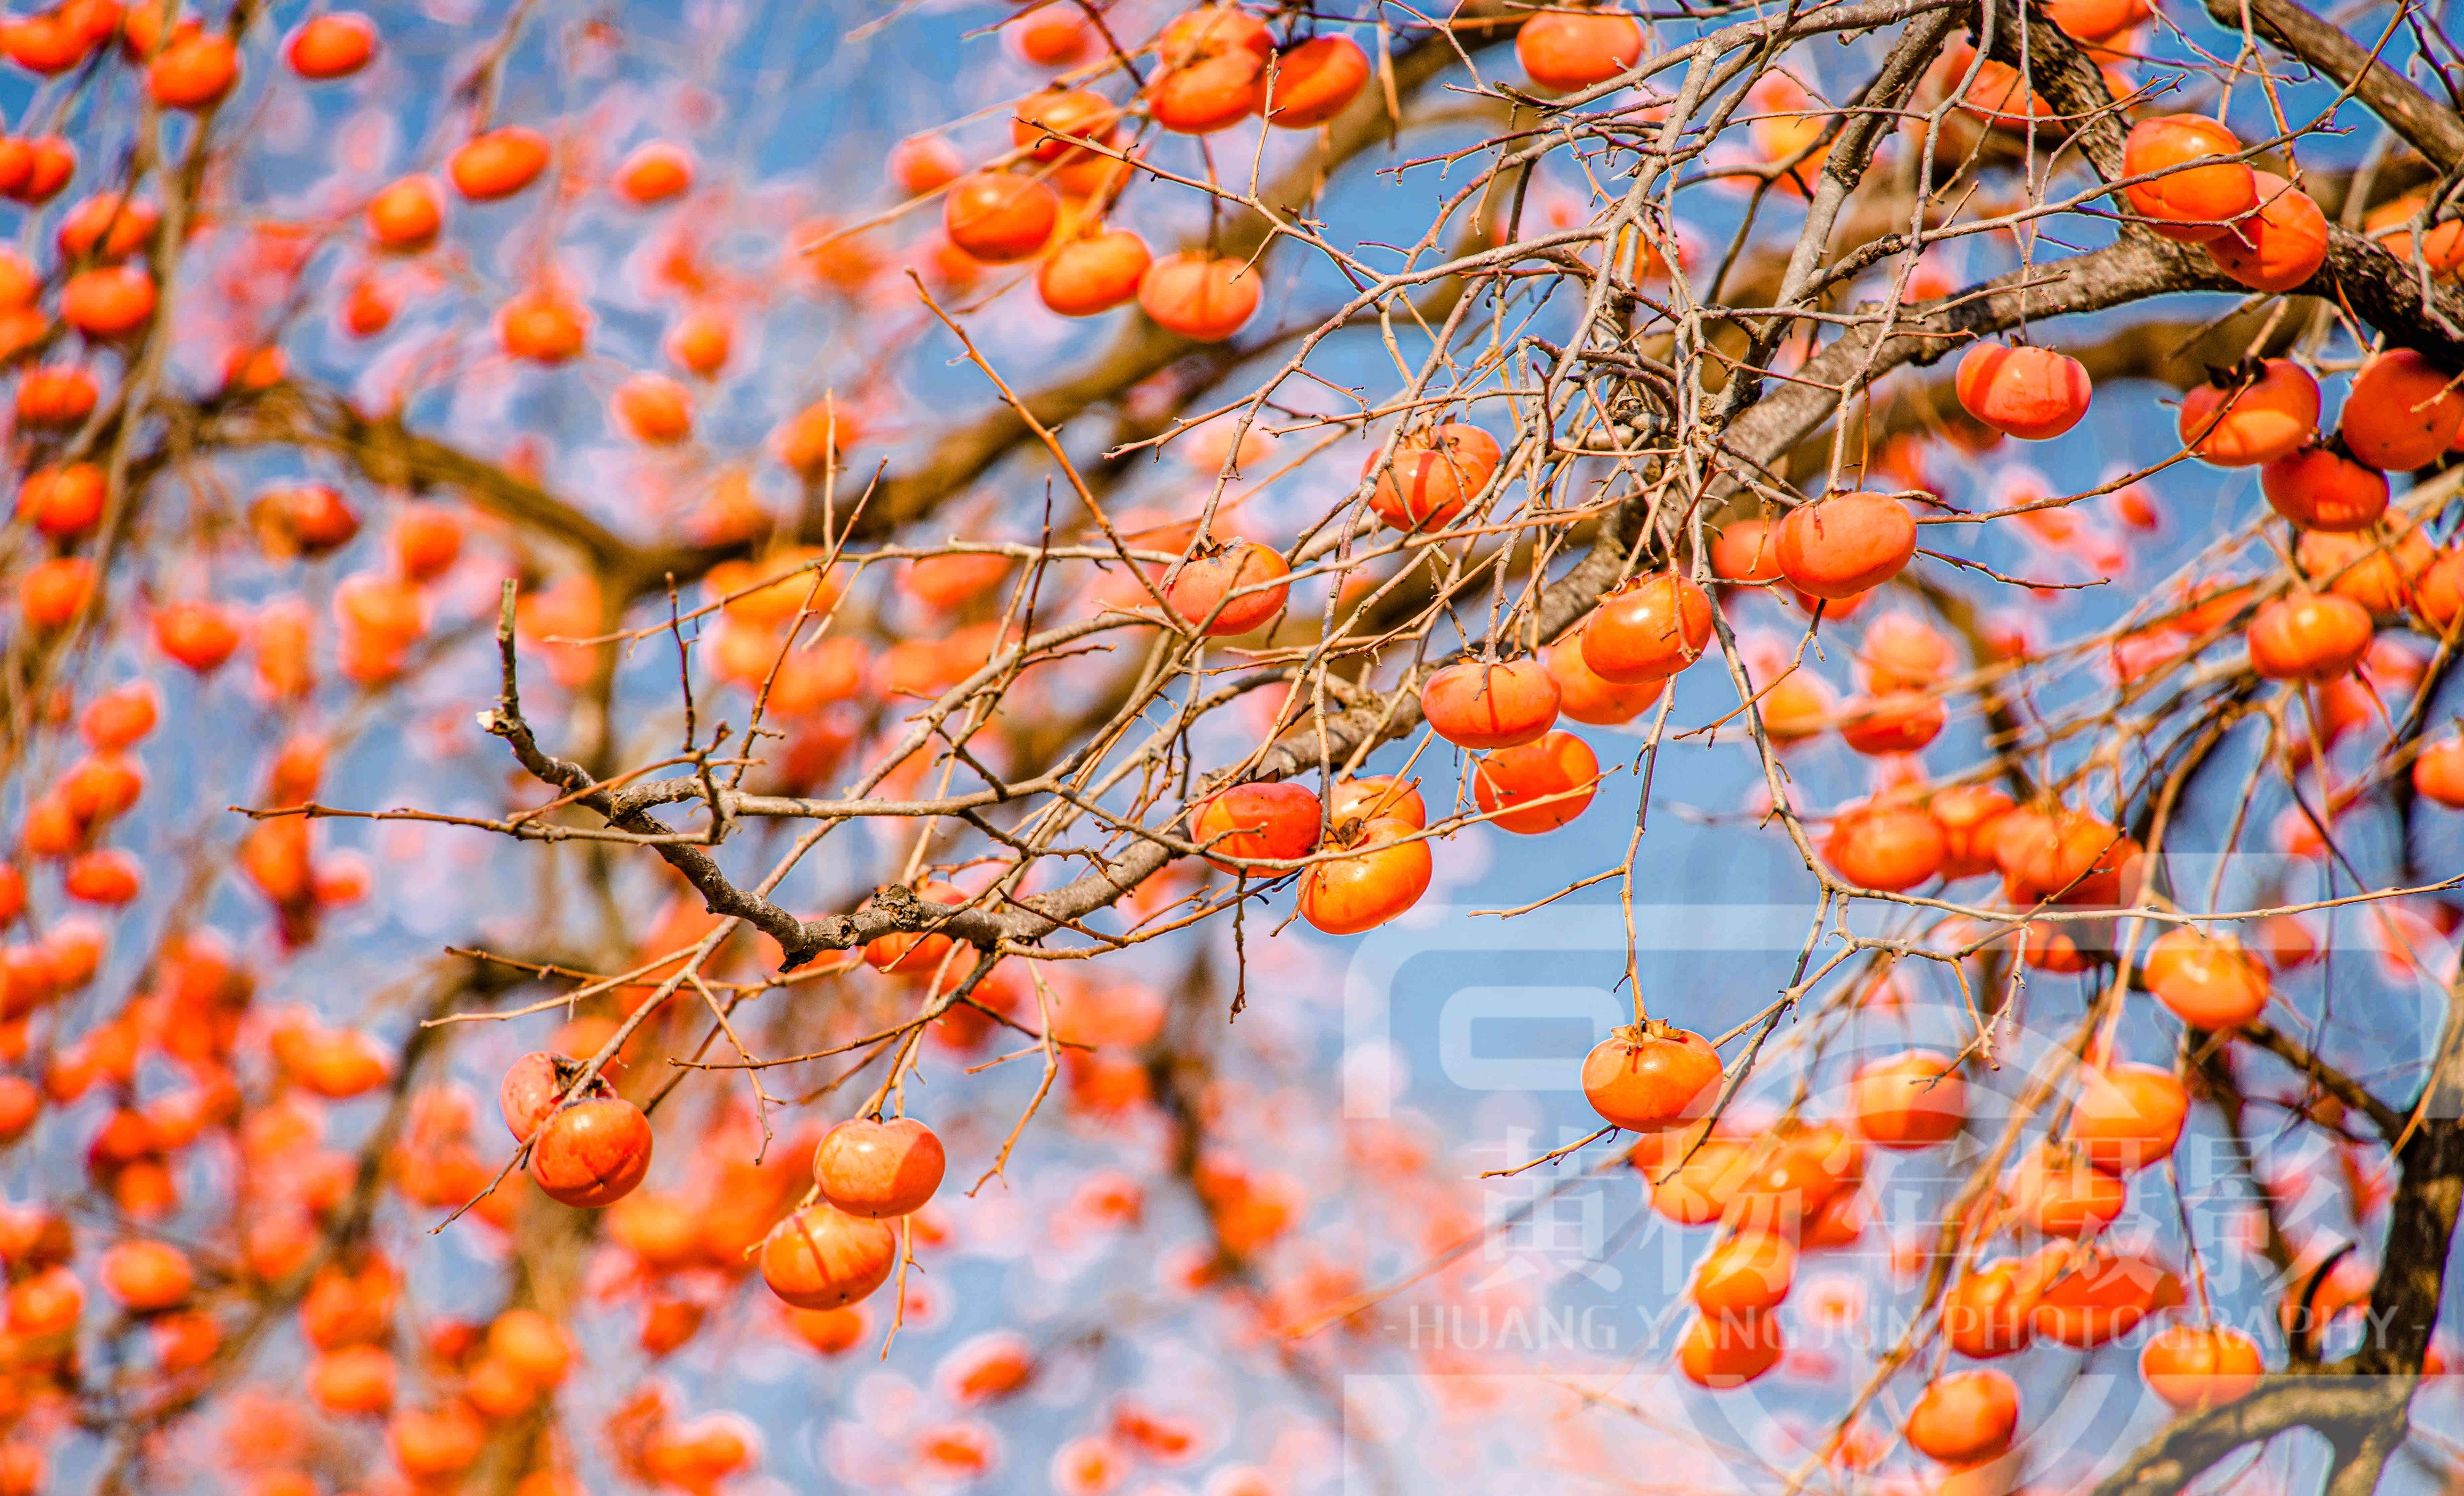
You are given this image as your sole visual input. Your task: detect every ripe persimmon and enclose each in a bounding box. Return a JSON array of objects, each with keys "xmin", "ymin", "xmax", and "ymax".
[
  {"xmin": 1775, "ymin": 492, "xmax": 1917, "ymax": 601},
  {"xmin": 1858, "ymin": 612, "xmax": 1953, "ymax": 693},
  {"xmin": 2339, "ymin": 348, "xmax": 2464, "ymax": 470},
  {"xmin": 1851, "ymin": 1050, "xmax": 1964, "ymax": 1148},
  {"xmin": 1297, "ymin": 816, "xmax": 1430, "ymax": 934},
  {"xmin": 1516, "ymin": 11, "xmax": 1645, "ymax": 92},
  {"xmin": 99, "ymin": 1239, "xmax": 193, "ymax": 1310},
  {"xmin": 2179, "ymin": 359, "xmax": 2317, "ymax": 466},
  {"xmin": 286, "ymin": 12, "xmax": 377, "ymax": 78},
  {"xmin": 1692, "ymin": 1230, "xmax": 1796, "ymax": 1319},
  {"xmin": 16, "ymin": 365, "xmax": 98, "ymax": 427},
  {"xmin": 1944, "ymin": 1252, "xmax": 2055, "ymax": 1357},
  {"xmin": 2007, "ymin": 1143, "xmax": 2127, "ymax": 1236},
  {"xmin": 1582, "ymin": 1021, "xmax": 1722, "ymax": 1131},
  {"xmin": 1164, "ymin": 538, "xmax": 1289, "ymax": 634},
  {"xmin": 2122, "ymin": 114, "xmax": 2257, "ymax": 242},
  {"xmin": 2299, "ymin": 523, "xmax": 2435, "ymax": 614},
  {"xmin": 1191, "ymin": 781, "xmax": 1320, "ymax": 868},
  {"xmin": 614, "ymin": 141, "xmax": 694, "ymax": 203},
  {"xmin": 2143, "ymin": 926, "xmax": 2269, "ymax": 1029},
  {"xmin": 1994, "ymin": 809, "xmax": 2142, "ymax": 907},
  {"xmin": 1138, "ymin": 253, "xmax": 1260, "ymax": 342},
  {"xmin": 147, "ymin": 32, "xmax": 238, "ymax": 110},
  {"xmin": 889, "ymin": 135, "xmax": 965, "ymax": 198},
  {"xmin": 2140, "ymin": 1325, "xmax": 2265, "ymax": 1411},
  {"xmin": 153, "ymin": 600, "xmax": 240, "ymax": 673},
  {"xmin": 366, "ymin": 175, "xmax": 443, "ymax": 251},
  {"xmin": 450, "ymin": 126, "xmax": 551, "ymax": 201},
  {"xmin": 612, "ymin": 373, "xmax": 694, "ymax": 445},
  {"xmin": 1365, "ymin": 422, "xmax": 1500, "ymax": 530},
  {"xmin": 1710, "ymin": 517, "xmax": 1784, "ymax": 583},
  {"xmin": 2247, "ymin": 592, "xmax": 2373, "ymax": 682},
  {"xmin": 1677, "ymin": 1310, "xmax": 1783, "ymax": 1387},
  {"xmin": 2029, "ymin": 1249, "xmax": 2181, "ymax": 1347},
  {"xmin": 389, "ymin": 1403, "xmax": 486, "ymax": 1482},
  {"xmin": 815, "ymin": 1116, "xmax": 947, "ymax": 1217},
  {"xmin": 1420, "ymin": 658, "xmax": 1561, "ymax": 749},
  {"xmin": 2261, "ymin": 443, "xmax": 2388, "ymax": 531},
  {"xmin": 1955, "ymin": 342, "xmax": 2093, "ymax": 440},
  {"xmin": 498, "ymin": 292, "xmax": 588, "ymax": 363},
  {"xmin": 1264, "ymin": 35, "xmax": 1370, "ymax": 128},
  {"xmin": 17, "ymin": 463, "xmax": 105, "ymax": 537},
  {"xmin": 2416, "ymin": 736, "xmax": 2464, "ymax": 807},
  {"xmin": 1038, "ymin": 229, "xmax": 1152, "ymax": 317},
  {"xmin": 1582, "ymin": 571, "xmax": 1714, "ymax": 683},
  {"xmin": 1823, "ymin": 803, "xmax": 1946, "ymax": 891},
  {"xmin": 1838, "ymin": 691, "xmax": 1945, "ymax": 755},
  {"xmin": 1543, "ymin": 629, "xmax": 1664, "ymax": 725},
  {"xmin": 2207, "ymin": 171, "xmax": 2328, "ymax": 293},
  {"xmin": 1326, "ymin": 775, "xmax": 1425, "ymax": 829},
  {"xmin": 62, "ymin": 265, "xmax": 158, "ymax": 336},
  {"xmin": 761, "ymin": 1203, "xmax": 896, "ymax": 1309},
  {"xmin": 943, "ymin": 171, "xmax": 1058, "ymax": 263},
  {"xmin": 1012, "ymin": 88, "xmax": 1120, "ymax": 162},
  {"xmin": 1905, "ymin": 1370, "xmax": 2020, "ymax": 1465},
  {"xmin": 528, "ymin": 1096, "xmax": 652, "ymax": 1207},
  {"xmin": 1472, "ymin": 729, "xmax": 1599, "ymax": 833},
  {"xmin": 2070, "ymin": 1063, "xmax": 2189, "ymax": 1173},
  {"xmin": 1146, "ymin": 6, "xmax": 1272, "ymax": 133},
  {"xmin": 307, "ymin": 1343, "xmax": 396, "ymax": 1415}
]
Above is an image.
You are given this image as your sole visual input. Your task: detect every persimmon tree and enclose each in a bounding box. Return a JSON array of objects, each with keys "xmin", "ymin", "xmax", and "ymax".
[{"xmin": 4, "ymin": 0, "xmax": 2464, "ymax": 1492}]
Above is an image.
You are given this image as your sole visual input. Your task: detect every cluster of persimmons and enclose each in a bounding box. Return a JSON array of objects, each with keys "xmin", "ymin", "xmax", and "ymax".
[{"xmin": 3, "ymin": 0, "xmax": 2463, "ymax": 1491}]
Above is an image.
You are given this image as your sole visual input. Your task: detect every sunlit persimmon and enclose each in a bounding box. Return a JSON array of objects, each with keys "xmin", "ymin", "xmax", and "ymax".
[
  {"xmin": 2246, "ymin": 592, "xmax": 2372, "ymax": 682},
  {"xmin": 1906, "ymin": 1370, "xmax": 2020, "ymax": 1464},
  {"xmin": 1327, "ymin": 775, "xmax": 1425, "ymax": 829},
  {"xmin": 450, "ymin": 126, "xmax": 551, "ymax": 200},
  {"xmin": 815, "ymin": 1116, "xmax": 947, "ymax": 1217},
  {"xmin": 1944, "ymin": 1252, "xmax": 2056, "ymax": 1357},
  {"xmin": 1677, "ymin": 1309, "xmax": 1783, "ymax": 1387},
  {"xmin": 366, "ymin": 174, "xmax": 443, "ymax": 251},
  {"xmin": 1583, "ymin": 571, "xmax": 1714, "ymax": 683},
  {"xmin": 1851, "ymin": 1050, "xmax": 1963, "ymax": 1148},
  {"xmin": 2261, "ymin": 442, "xmax": 2387, "ymax": 531},
  {"xmin": 2179, "ymin": 359, "xmax": 2317, "ymax": 466},
  {"xmin": 2299, "ymin": 523, "xmax": 2435, "ymax": 615},
  {"xmin": 16, "ymin": 364, "xmax": 97, "ymax": 427},
  {"xmin": 1710, "ymin": 517, "xmax": 1784, "ymax": 583},
  {"xmin": 1473, "ymin": 729, "xmax": 1599, "ymax": 833},
  {"xmin": 1147, "ymin": 6, "xmax": 1272, "ymax": 133},
  {"xmin": 1192, "ymin": 781, "xmax": 1321, "ymax": 869},
  {"xmin": 1012, "ymin": 87, "xmax": 1119, "ymax": 162},
  {"xmin": 1857, "ymin": 612, "xmax": 1952, "ymax": 694},
  {"xmin": 1264, "ymin": 35, "xmax": 1370, "ymax": 127},
  {"xmin": 612, "ymin": 373, "xmax": 694, "ymax": 444},
  {"xmin": 2207, "ymin": 171, "xmax": 2328, "ymax": 293},
  {"xmin": 1138, "ymin": 253, "xmax": 1260, "ymax": 342},
  {"xmin": 1040, "ymin": 229, "xmax": 1152, "ymax": 317},
  {"xmin": 62, "ymin": 265, "xmax": 158, "ymax": 336},
  {"xmin": 660, "ymin": 307, "xmax": 724, "ymax": 377},
  {"xmin": 57, "ymin": 191, "xmax": 158, "ymax": 259},
  {"xmin": 615, "ymin": 141, "xmax": 694, "ymax": 203},
  {"xmin": 943, "ymin": 171, "xmax": 1058, "ymax": 263},
  {"xmin": 1929, "ymin": 785, "xmax": 2013, "ymax": 877},
  {"xmin": 1517, "ymin": 10, "xmax": 1645, "ymax": 92},
  {"xmin": 528, "ymin": 1096, "xmax": 652, "ymax": 1207},
  {"xmin": 2007, "ymin": 1143, "xmax": 2128, "ymax": 1236},
  {"xmin": 1955, "ymin": 342, "xmax": 2092, "ymax": 440},
  {"xmin": 287, "ymin": 12, "xmax": 377, "ymax": 78},
  {"xmin": 862, "ymin": 879, "xmax": 968, "ymax": 975},
  {"xmin": 889, "ymin": 135, "xmax": 964, "ymax": 197},
  {"xmin": 1776, "ymin": 492, "xmax": 1916, "ymax": 601},
  {"xmin": 498, "ymin": 291, "xmax": 589, "ymax": 363},
  {"xmin": 7, "ymin": 136, "xmax": 72, "ymax": 206},
  {"xmin": 1165, "ymin": 539, "xmax": 1289, "ymax": 634},
  {"xmin": 1012, "ymin": 3, "xmax": 1090, "ymax": 67},
  {"xmin": 1994, "ymin": 809, "xmax": 2142, "ymax": 907},
  {"xmin": 2071, "ymin": 1063, "xmax": 2189, "ymax": 1173},
  {"xmin": 1297, "ymin": 816, "xmax": 1430, "ymax": 935},
  {"xmin": 64, "ymin": 848, "xmax": 140, "ymax": 904},
  {"xmin": 99, "ymin": 1239, "xmax": 192, "ymax": 1310},
  {"xmin": 1839, "ymin": 691, "xmax": 1945, "ymax": 755},
  {"xmin": 762, "ymin": 1203, "xmax": 896, "ymax": 1309},
  {"xmin": 1824, "ymin": 803, "xmax": 1945, "ymax": 891},
  {"xmin": 1692, "ymin": 1229, "xmax": 1795, "ymax": 1319},
  {"xmin": 1582, "ymin": 1021, "xmax": 1722, "ymax": 1132},
  {"xmin": 2417, "ymin": 736, "xmax": 2464, "ymax": 808},
  {"xmin": 2030, "ymin": 1249, "xmax": 2181, "ymax": 1348},
  {"xmin": 2045, "ymin": 0, "xmax": 2148, "ymax": 40},
  {"xmin": 2122, "ymin": 114, "xmax": 2256, "ymax": 242},
  {"xmin": 2339, "ymin": 348, "xmax": 2463, "ymax": 470},
  {"xmin": 390, "ymin": 1403, "xmax": 486, "ymax": 1481},
  {"xmin": 17, "ymin": 462, "xmax": 105, "ymax": 537},
  {"xmin": 1365, "ymin": 422, "xmax": 1500, "ymax": 530},
  {"xmin": 1420, "ymin": 658, "xmax": 1561, "ymax": 749},
  {"xmin": 6, "ymin": 1264, "xmax": 81, "ymax": 1336},
  {"xmin": 1542, "ymin": 628, "xmax": 1665, "ymax": 725},
  {"xmin": 2143, "ymin": 926, "xmax": 2269, "ymax": 1029},
  {"xmin": 147, "ymin": 32, "xmax": 238, "ymax": 110},
  {"xmin": 2140, "ymin": 1325, "xmax": 2264, "ymax": 1410}
]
